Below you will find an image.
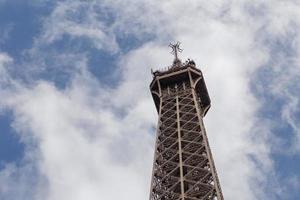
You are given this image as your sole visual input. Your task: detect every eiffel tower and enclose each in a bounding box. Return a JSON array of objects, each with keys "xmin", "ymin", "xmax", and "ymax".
[{"xmin": 149, "ymin": 43, "xmax": 224, "ymax": 200}]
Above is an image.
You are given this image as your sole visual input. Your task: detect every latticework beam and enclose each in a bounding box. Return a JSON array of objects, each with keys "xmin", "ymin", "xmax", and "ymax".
[{"xmin": 149, "ymin": 66, "xmax": 223, "ymax": 200}]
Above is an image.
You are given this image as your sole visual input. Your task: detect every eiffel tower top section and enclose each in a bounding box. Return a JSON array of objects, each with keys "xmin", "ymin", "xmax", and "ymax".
[{"xmin": 150, "ymin": 42, "xmax": 211, "ymax": 117}]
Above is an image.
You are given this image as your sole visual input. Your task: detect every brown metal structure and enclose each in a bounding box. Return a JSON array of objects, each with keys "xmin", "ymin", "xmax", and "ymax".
[{"xmin": 149, "ymin": 43, "xmax": 224, "ymax": 200}]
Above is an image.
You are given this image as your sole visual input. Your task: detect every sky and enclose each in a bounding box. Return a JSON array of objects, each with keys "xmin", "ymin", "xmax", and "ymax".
[{"xmin": 0, "ymin": 0, "xmax": 299, "ymax": 200}]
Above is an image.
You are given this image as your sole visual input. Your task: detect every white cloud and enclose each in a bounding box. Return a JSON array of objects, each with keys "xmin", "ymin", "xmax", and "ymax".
[
  {"xmin": 0, "ymin": 60, "xmax": 156, "ymax": 200},
  {"xmin": 0, "ymin": 53, "xmax": 12, "ymax": 67},
  {"xmin": 0, "ymin": 0, "xmax": 300, "ymax": 200},
  {"xmin": 39, "ymin": 1, "xmax": 119, "ymax": 53},
  {"xmin": 0, "ymin": 52, "xmax": 13, "ymax": 85},
  {"xmin": 254, "ymin": 1, "xmax": 300, "ymax": 154}
]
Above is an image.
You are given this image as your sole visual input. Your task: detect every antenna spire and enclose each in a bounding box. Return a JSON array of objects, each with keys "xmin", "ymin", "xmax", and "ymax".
[{"xmin": 169, "ymin": 42, "xmax": 183, "ymax": 62}]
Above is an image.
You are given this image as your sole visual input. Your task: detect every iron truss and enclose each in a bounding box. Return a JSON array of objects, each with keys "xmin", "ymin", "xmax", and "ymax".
[{"xmin": 149, "ymin": 68, "xmax": 224, "ymax": 200}]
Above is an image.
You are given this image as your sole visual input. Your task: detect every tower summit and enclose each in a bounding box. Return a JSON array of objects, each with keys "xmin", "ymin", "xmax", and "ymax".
[{"xmin": 149, "ymin": 43, "xmax": 224, "ymax": 200}]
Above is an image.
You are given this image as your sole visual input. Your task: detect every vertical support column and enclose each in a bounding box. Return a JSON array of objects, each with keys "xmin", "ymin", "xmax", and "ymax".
[
  {"xmin": 176, "ymin": 93, "xmax": 185, "ymax": 199},
  {"xmin": 198, "ymin": 118, "xmax": 224, "ymax": 200},
  {"xmin": 188, "ymin": 69, "xmax": 224, "ymax": 200},
  {"xmin": 149, "ymin": 78, "xmax": 163, "ymax": 200}
]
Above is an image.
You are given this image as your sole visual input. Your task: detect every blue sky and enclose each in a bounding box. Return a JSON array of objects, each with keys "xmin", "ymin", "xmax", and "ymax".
[{"xmin": 0, "ymin": 1, "xmax": 300, "ymax": 200}]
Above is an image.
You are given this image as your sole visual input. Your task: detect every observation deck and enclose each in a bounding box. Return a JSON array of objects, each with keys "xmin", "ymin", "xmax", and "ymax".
[{"xmin": 150, "ymin": 59, "xmax": 211, "ymax": 116}]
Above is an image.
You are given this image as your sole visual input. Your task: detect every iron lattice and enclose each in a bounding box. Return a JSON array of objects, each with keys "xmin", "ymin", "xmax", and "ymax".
[{"xmin": 149, "ymin": 61, "xmax": 224, "ymax": 200}]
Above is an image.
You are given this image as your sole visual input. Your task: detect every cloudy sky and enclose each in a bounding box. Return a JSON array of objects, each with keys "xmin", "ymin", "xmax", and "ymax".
[{"xmin": 0, "ymin": 1, "xmax": 299, "ymax": 200}]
